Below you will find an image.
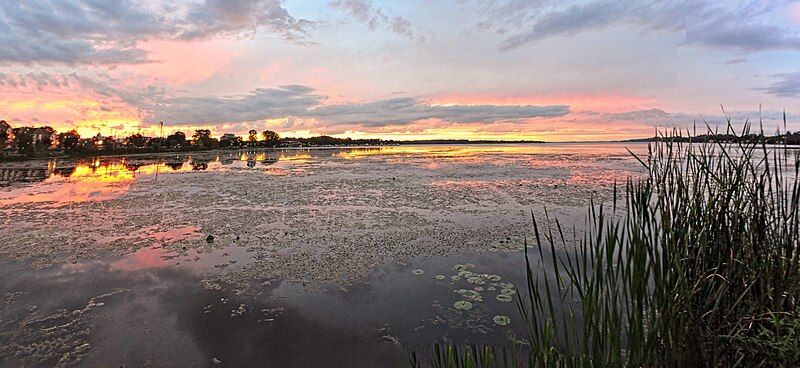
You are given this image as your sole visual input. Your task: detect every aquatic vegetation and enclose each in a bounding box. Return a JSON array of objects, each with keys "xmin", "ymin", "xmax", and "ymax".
[
  {"xmin": 417, "ymin": 124, "xmax": 800, "ymax": 367},
  {"xmin": 453, "ymin": 300, "xmax": 473, "ymax": 311},
  {"xmin": 412, "ymin": 269, "xmax": 425, "ymax": 275},
  {"xmin": 495, "ymin": 294, "xmax": 513, "ymax": 303},
  {"xmin": 492, "ymin": 315, "xmax": 511, "ymax": 326},
  {"xmin": 435, "ymin": 275, "xmax": 446, "ymax": 280}
]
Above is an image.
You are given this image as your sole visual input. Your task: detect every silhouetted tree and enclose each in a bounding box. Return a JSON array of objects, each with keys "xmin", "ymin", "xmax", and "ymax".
[
  {"xmin": 58, "ymin": 130, "xmax": 81, "ymax": 150},
  {"xmin": 124, "ymin": 133, "xmax": 148, "ymax": 148},
  {"xmin": 220, "ymin": 133, "xmax": 242, "ymax": 148},
  {"xmin": 261, "ymin": 130, "xmax": 280, "ymax": 146},
  {"xmin": 0, "ymin": 120, "xmax": 10, "ymax": 149},
  {"xmin": 248, "ymin": 129, "xmax": 258, "ymax": 144},
  {"xmin": 165, "ymin": 131, "xmax": 187, "ymax": 147},
  {"xmin": 192, "ymin": 129, "xmax": 218, "ymax": 148},
  {"xmin": 147, "ymin": 137, "xmax": 165, "ymax": 148}
]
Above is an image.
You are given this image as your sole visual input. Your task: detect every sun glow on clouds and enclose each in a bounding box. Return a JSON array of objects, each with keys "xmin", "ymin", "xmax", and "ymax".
[{"xmin": 0, "ymin": 86, "xmax": 144, "ymax": 137}]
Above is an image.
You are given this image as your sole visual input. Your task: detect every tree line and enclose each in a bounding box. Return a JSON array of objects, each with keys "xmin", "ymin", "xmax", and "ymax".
[{"xmin": 0, "ymin": 120, "xmax": 388, "ymax": 159}]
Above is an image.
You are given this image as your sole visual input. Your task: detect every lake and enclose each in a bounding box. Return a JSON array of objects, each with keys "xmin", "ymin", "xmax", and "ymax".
[{"xmin": 0, "ymin": 143, "xmax": 648, "ymax": 367}]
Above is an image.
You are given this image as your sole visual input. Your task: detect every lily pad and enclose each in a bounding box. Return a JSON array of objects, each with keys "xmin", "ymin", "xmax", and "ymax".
[
  {"xmin": 411, "ymin": 269, "xmax": 425, "ymax": 275},
  {"xmin": 500, "ymin": 288, "xmax": 517, "ymax": 295},
  {"xmin": 493, "ymin": 315, "xmax": 511, "ymax": 326},
  {"xmin": 496, "ymin": 294, "xmax": 513, "ymax": 302},
  {"xmin": 454, "ymin": 300, "xmax": 473, "ymax": 310},
  {"xmin": 434, "ymin": 275, "xmax": 446, "ymax": 280}
]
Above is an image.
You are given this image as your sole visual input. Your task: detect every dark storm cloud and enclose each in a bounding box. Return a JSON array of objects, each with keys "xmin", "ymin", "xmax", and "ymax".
[
  {"xmin": 141, "ymin": 85, "xmax": 568, "ymax": 126},
  {"xmin": 0, "ymin": 0, "xmax": 314, "ymax": 65},
  {"xmin": 482, "ymin": 0, "xmax": 800, "ymax": 53},
  {"xmin": 756, "ymin": 72, "xmax": 800, "ymax": 98}
]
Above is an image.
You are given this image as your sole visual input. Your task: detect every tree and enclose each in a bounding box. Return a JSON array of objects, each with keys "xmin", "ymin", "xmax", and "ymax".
[
  {"xmin": 165, "ymin": 131, "xmax": 187, "ymax": 147},
  {"xmin": 248, "ymin": 129, "xmax": 258, "ymax": 144},
  {"xmin": 261, "ymin": 130, "xmax": 280, "ymax": 146},
  {"xmin": 124, "ymin": 133, "xmax": 148, "ymax": 148},
  {"xmin": 192, "ymin": 129, "xmax": 218, "ymax": 148},
  {"xmin": 58, "ymin": 130, "xmax": 81, "ymax": 150},
  {"xmin": 0, "ymin": 120, "xmax": 10, "ymax": 149},
  {"xmin": 220, "ymin": 134, "xmax": 242, "ymax": 148}
]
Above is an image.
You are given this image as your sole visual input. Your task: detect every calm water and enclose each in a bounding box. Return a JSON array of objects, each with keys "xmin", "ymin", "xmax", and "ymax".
[{"xmin": 0, "ymin": 143, "xmax": 647, "ymax": 367}]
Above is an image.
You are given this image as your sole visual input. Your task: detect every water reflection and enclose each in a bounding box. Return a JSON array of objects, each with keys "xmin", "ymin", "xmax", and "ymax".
[
  {"xmin": 0, "ymin": 144, "xmax": 650, "ymax": 207},
  {"xmin": 0, "ymin": 149, "xmax": 334, "ymax": 205},
  {"xmin": 0, "ymin": 245, "xmax": 536, "ymax": 367}
]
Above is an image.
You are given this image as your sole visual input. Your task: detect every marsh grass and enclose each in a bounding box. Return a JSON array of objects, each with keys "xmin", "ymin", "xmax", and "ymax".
[{"xmin": 414, "ymin": 121, "xmax": 800, "ymax": 367}]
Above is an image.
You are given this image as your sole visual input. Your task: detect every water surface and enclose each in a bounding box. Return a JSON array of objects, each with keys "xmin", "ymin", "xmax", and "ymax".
[{"xmin": 0, "ymin": 143, "xmax": 647, "ymax": 367}]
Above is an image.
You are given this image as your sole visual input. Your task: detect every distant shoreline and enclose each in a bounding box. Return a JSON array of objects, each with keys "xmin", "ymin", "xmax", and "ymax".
[{"xmin": 0, "ymin": 139, "xmax": 549, "ymax": 163}]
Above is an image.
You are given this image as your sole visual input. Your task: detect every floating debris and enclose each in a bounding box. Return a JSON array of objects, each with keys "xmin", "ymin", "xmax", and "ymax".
[
  {"xmin": 206, "ymin": 235, "xmax": 215, "ymax": 243},
  {"xmin": 212, "ymin": 357, "xmax": 222, "ymax": 364},
  {"xmin": 453, "ymin": 300, "xmax": 473, "ymax": 310},
  {"xmin": 496, "ymin": 294, "xmax": 513, "ymax": 302},
  {"xmin": 434, "ymin": 274, "xmax": 446, "ymax": 280},
  {"xmin": 456, "ymin": 289, "xmax": 483, "ymax": 302},
  {"xmin": 411, "ymin": 269, "xmax": 425, "ymax": 275},
  {"xmin": 230, "ymin": 304, "xmax": 247, "ymax": 317},
  {"xmin": 493, "ymin": 315, "xmax": 511, "ymax": 326}
]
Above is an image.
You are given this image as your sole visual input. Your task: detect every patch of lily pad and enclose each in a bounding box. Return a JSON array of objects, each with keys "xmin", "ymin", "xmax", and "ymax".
[{"xmin": 493, "ymin": 315, "xmax": 511, "ymax": 326}]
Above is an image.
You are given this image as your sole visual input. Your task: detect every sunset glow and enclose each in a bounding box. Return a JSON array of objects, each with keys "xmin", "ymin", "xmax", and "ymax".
[{"xmin": 1, "ymin": 1, "xmax": 799, "ymax": 141}]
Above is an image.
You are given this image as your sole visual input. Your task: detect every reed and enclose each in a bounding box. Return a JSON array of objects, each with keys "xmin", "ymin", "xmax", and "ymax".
[{"xmin": 415, "ymin": 120, "xmax": 800, "ymax": 367}]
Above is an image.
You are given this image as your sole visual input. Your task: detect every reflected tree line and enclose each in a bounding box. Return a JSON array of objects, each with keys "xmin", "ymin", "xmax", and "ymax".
[{"xmin": 0, "ymin": 152, "xmax": 287, "ymax": 186}]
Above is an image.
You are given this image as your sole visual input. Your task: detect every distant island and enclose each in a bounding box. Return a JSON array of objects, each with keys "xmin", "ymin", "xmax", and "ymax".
[{"xmin": 0, "ymin": 120, "xmax": 543, "ymax": 161}]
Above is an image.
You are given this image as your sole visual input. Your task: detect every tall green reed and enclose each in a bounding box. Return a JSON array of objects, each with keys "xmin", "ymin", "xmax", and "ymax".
[{"xmin": 415, "ymin": 122, "xmax": 800, "ymax": 367}]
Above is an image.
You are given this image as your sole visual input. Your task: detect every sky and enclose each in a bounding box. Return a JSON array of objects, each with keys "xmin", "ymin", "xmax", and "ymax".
[{"xmin": 1, "ymin": 0, "xmax": 799, "ymax": 141}]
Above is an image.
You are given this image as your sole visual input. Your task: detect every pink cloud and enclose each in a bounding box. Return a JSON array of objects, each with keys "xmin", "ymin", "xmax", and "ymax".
[{"xmin": 123, "ymin": 40, "xmax": 238, "ymax": 85}]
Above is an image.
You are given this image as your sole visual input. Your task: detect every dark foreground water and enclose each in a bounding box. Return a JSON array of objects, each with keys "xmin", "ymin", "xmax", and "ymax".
[{"xmin": 0, "ymin": 143, "xmax": 646, "ymax": 367}]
